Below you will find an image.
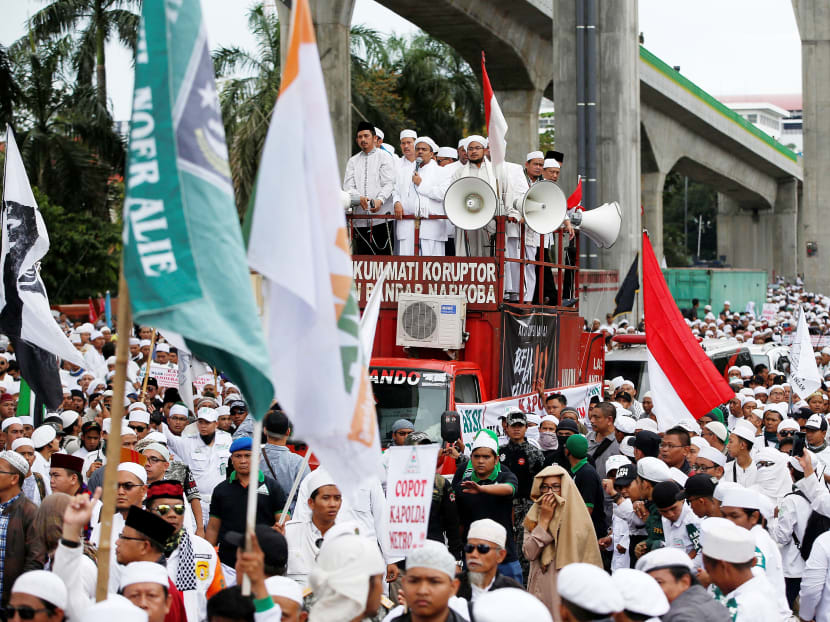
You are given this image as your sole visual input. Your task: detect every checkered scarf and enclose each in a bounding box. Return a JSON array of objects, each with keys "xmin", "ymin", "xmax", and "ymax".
[{"xmin": 166, "ymin": 528, "xmax": 197, "ymax": 591}]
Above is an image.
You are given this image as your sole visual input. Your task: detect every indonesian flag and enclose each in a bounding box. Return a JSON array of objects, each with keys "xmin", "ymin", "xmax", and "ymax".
[
  {"xmin": 567, "ymin": 177, "xmax": 583, "ymax": 210},
  {"xmin": 87, "ymin": 297, "xmax": 98, "ymax": 323},
  {"xmin": 643, "ymin": 232, "xmax": 732, "ymax": 430},
  {"xmin": 247, "ymin": 0, "xmax": 380, "ymax": 502},
  {"xmin": 481, "ymin": 52, "xmax": 507, "ymax": 166}
]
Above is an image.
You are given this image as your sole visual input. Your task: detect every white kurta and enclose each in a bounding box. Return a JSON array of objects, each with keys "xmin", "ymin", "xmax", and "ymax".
[
  {"xmin": 343, "ymin": 148, "xmax": 395, "ymax": 228},
  {"xmin": 724, "ymin": 575, "xmax": 784, "ymax": 622},
  {"xmin": 393, "ymin": 160, "xmax": 451, "ymax": 255},
  {"xmin": 799, "ymin": 531, "xmax": 830, "ymax": 622},
  {"xmin": 168, "ymin": 532, "xmax": 222, "ymax": 622}
]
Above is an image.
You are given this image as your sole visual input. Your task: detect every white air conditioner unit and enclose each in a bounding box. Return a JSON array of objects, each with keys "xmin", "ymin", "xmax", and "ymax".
[{"xmin": 396, "ymin": 294, "xmax": 466, "ymax": 349}]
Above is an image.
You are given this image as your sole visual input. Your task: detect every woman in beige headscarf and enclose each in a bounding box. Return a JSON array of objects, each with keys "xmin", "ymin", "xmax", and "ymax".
[{"xmin": 523, "ymin": 464, "xmax": 602, "ymax": 618}]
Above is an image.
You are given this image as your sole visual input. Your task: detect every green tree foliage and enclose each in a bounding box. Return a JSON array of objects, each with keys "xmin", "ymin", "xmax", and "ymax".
[
  {"xmin": 662, "ymin": 171, "xmax": 718, "ymax": 266},
  {"xmin": 28, "ymin": 0, "xmax": 140, "ymax": 109},
  {"xmin": 0, "ymin": 45, "xmax": 20, "ymax": 128}
]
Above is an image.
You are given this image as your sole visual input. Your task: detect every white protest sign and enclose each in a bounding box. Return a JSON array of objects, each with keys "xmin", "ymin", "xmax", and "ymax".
[
  {"xmin": 385, "ymin": 444, "xmax": 439, "ymax": 555},
  {"xmin": 456, "ymin": 382, "xmax": 602, "ymax": 449},
  {"xmin": 761, "ymin": 303, "xmax": 777, "ymax": 321},
  {"xmin": 149, "ymin": 364, "xmax": 179, "ymax": 389},
  {"xmin": 194, "ymin": 373, "xmax": 216, "ymax": 394},
  {"xmin": 789, "ymin": 306, "xmax": 822, "ymax": 400}
]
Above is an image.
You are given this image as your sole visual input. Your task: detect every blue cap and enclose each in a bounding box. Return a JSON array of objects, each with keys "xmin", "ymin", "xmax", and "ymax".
[{"xmin": 229, "ymin": 437, "xmax": 253, "ymax": 453}]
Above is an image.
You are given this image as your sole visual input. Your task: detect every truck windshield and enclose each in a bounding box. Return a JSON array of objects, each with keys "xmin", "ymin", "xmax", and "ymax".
[{"xmin": 369, "ymin": 368, "xmax": 449, "ymax": 446}]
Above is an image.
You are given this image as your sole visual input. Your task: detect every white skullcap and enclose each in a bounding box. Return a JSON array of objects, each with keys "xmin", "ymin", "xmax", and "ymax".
[
  {"xmin": 471, "ymin": 430, "xmax": 498, "ymax": 455},
  {"xmin": 374, "ymin": 127, "xmax": 384, "ymax": 139},
  {"xmin": 265, "ymin": 576, "xmax": 304, "ymax": 605},
  {"xmin": 713, "ymin": 480, "xmax": 740, "ymax": 503},
  {"xmin": 0, "ymin": 450, "xmax": 29, "ymax": 476},
  {"xmin": 12, "ymin": 570, "xmax": 67, "ymax": 608},
  {"xmin": 1, "ymin": 417, "xmax": 22, "ymax": 431},
  {"xmin": 82, "ymin": 595, "xmax": 147, "ymax": 622},
  {"xmin": 141, "ymin": 443, "xmax": 170, "ymax": 462},
  {"xmin": 465, "ymin": 135, "xmax": 486, "ymax": 148},
  {"xmin": 121, "ymin": 424, "xmax": 137, "ymax": 437},
  {"xmin": 636, "ymin": 457, "xmax": 672, "ymax": 483},
  {"xmin": 540, "ymin": 415, "xmax": 559, "ymax": 427},
  {"xmin": 70, "ymin": 333, "xmax": 81, "ymax": 344},
  {"xmin": 675, "ymin": 419, "xmax": 701, "ymax": 435},
  {"xmin": 754, "ymin": 386, "xmax": 768, "ymax": 396},
  {"xmin": 106, "ymin": 356, "xmax": 117, "ymax": 366},
  {"xmin": 473, "ymin": 588, "xmax": 553, "ymax": 622},
  {"xmin": 669, "ymin": 467, "xmax": 688, "ymax": 487},
  {"xmin": 415, "ymin": 136, "xmax": 438, "ymax": 152},
  {"xmin": 525, "ymin": 150, "xmax": 544, "ymax": 162},
  {"xmin": 102, "ymin": 418, "xmax": 112, "ymax": 434},
  {"xmin": 739, "ymin": 365, "xmax": 753, "ymax": 378},
  {"xmin": 697, "ymin": 446, "xmax": 726, "ymax": 467},
  {"xmin": 611, "ymin": 568, "xmax": 669, "ymax": 617},
  {"xmin": 704, "ymin": 421, "xmax": 728, "ymax": 442},
  {"xmin": 543, "ymin": 158, "xmax": 560, "ymax": 169},
  {"xmin": 636, "ymin": 547, "xmax": 695, "ymax": 573},
  {"xmin": 120, "ymin": 561, "xmax": 169, "ymax": 589},
  {"xmin": 128, "ymin": 402, "xmax": 147, "ymax": 413},
  {"xmin": 557, "ymin": 563, "xmax": 623, "ymax": 614},
  {"xmin": 468, "ymin": 518, "xmax": 507, "ymax": 548},
  {"xmin": 169, "ymin": 404, "xmax": 188, "ymax": 418},
  {"xmin": 78, "ymin": 323, "xmax": 94, "ymax": 334},
  {"xmin": 777, "ymin": 418, "xmax": 800, "ymax": 433},
  {"xmin": 614, "ymin": 415, "xmax": 636, "ymax": 435},
  {"xmin": 720, "ymin": 486, "xmax": 764, "ymax": 511},
  {"xmin": 306, "ymin": 467, "xmax": 338, "ymax": 496},
  {"xmin": 619, "ymin": 436, "xmax": 636, "ymax": 458},
  {"xmin": 690, "ymin": 436, "xmax": 710, "ymax": 451},
  {"xmin": 405, "ymin": 540, "xmax": 456, "ymax": 579},
  {"xmin": 400, "ymin": 129, "xmax": 417, "ymax": 140},
  {"xmin": 118, "ymin": 462, "xmax": 148, "ymax": 485},
  {"xmin": 700, "ymin": 517, "xmax": 755, "ymax": 563},
  {"xmin": 635, "ymin": 418, "xmax": 658, "ymax": 433},
  {"xmin": 31, "ymin": 425, "xmax": 56, "ymax": 449},
  {"xmin": 144, "ymin": 431, "xmax": 167, "ymax": 444},
  {"xmin": 18, "ymin": 416, "xmax": 32, "ymax": 427},
  {"xmin": 128, "ymin": 410, "xmax": 150, "ymax": 425},
  {"xmin": 642, "ymin": 391, "xmax": 652, "ymax": 400},
  {"xmin": 60, "ymin": 410, "xmax": 80, "ymax": 428},
  {"xmin": 739, "ymin": 388, "xmax": 754, "ymax": 397},
  {"xmin": 129, "ymin": 338, "xmax": 140, "ymax": 346},
  {"xmin": 196, "ymin": 407, "xmax": 217, "ymax": 422},
  {"xmin": 731, "ymin": 420, "xmax": 757, "ymax": 443},
  {"xmin": 155, "ymin": 343, "xmax": 169, "ymax": 353},
  {"xmin": 436, "ymin": 147, "xmax": 458, "ymax": 159},
  {"xmin": 11, "ymin": 437, "xmax": 33, "ymax": 451},
  {"xmin": 457, "ymin": 139, "xmax": 465, "ymax": 148},
  {"xmin": 765, "ymin": 402, "xmax": 787, "ymax": 417},
  {"xmin": 139, "ymin": 339, "xmax": 151, "ymax": 348},
  {"xmin": 605, "ymin": 454, "xmax": 631, "ymax": 475}
]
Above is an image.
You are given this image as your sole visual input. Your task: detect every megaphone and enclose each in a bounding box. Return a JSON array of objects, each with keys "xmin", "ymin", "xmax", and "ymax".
[
  {"xmin": 515, "ymin": 180, "xmax": 567, "ymax": 234},
  {"xmin": 570, "ymin": 201, "xmax": 622, "ymax": 248},
  {"xmin": 443, "ymin": 177, "xmax": 498, "ymax": 230},
  {"xmin": 341, "ymin": 190, "xmax": 361, "ymax": 211}
]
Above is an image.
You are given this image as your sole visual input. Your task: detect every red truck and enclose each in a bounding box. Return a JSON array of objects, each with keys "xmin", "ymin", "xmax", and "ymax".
[{"xmin": 351, "ymin": 218, "xmax": 605, "ymax": 447}]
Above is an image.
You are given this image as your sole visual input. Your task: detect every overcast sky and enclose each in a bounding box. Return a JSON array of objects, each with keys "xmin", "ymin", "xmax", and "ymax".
[{"xmin": 1, "ymin": 0, "xmax": 802, "ymax": 121}]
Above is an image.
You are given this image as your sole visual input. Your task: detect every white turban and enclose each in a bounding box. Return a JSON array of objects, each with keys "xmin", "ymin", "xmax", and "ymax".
[
  {"xmin": 400, "ymin": 129, "xmax": 417, "ymax": 140},
  {"xmin": 307, "ymin": 534, "xmax": 385, "ymax": 622},
  {"xmin": 415, "ymin": 136, "xmax": 438, "ymax": 152}
]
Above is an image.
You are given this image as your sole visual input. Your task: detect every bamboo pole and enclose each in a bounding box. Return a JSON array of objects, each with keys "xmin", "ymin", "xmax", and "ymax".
[
  {"xmin": 140, "ymin": 329, "xmax": 158, "ymax": 401},
  {"xmin": 95, "ymin": 270, "xmax": 131, "ymax": 601},
  {"xmin": 240, "ymin": 419, "xmax": 264, "ymax": 596}
]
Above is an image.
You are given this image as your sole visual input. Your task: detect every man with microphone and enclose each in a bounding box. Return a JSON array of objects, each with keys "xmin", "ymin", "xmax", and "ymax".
[{"xmin": 393, "ymin": 137, "xmax": 451, "ymax": 256}]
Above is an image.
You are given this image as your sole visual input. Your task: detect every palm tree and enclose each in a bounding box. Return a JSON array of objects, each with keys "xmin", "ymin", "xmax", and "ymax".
[
  {"xmin": 0, "ymin": 44, "xmax": 20, "ymax": 128},
  {"xmin": 28, "ymin": 0, "xmax": 141, "ymax": 110},
  {"xmin": 11, "ymin": 37, "xmax": 124, "ymax": 218}
]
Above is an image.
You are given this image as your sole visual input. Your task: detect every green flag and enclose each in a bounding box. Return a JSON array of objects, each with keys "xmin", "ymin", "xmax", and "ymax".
[{"xmin": 122, "ymin": 0, "xmax": 273, "ymax": 417}]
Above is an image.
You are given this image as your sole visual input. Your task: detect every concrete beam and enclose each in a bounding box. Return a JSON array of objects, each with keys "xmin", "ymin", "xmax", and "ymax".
[
  {"xmin": 717, "ymin": 193, "xmax": 774, "ymax": 274},
  {"xmin": 642, "ymin": 171, "xmax": 666, "ymax": 263},
  {"xmin": 793, "ymin": 0, "xmax": 830, "ymax": 293},
  {"xmin": 310, "ymin": 0, "xmax": 356, "ymax": 175},
  {"xmin": 496, "ymin": 89, "xmax": 544, "ymax": 163}
]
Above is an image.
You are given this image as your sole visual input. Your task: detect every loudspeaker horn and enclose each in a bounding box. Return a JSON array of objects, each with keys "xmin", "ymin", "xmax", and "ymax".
[
  {"xmin": 518, "ymin": 180, "xmax": 567, "ymax": 234},
  {"xmin": 570, "ymin": 201, "xmax": 622, "ymax": 248},
  {"xmin": 443, "ymin": 177, "xmax": 498, "ymax": 230}
]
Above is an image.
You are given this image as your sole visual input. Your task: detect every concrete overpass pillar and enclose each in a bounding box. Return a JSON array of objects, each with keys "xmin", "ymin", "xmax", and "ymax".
[
  {"xmin": 309, "ymin": 0, "xmax": 355, "ymax": 174},
  {"xmin": 717, "ymin": 194, "xmax": 774, "ymax": 274},
  {"xmin": 496, "ymin": 89, "xmax": 543, "ymax": 164},
  {"xmin": 641, "ymin": 171, "xmax": 666, "ymax": 263},
  {"xmin": 552, "ymin": 0, "xmax": 641, "ymax": 277},
  {"xmin": 793, "ymin": 1, "xmax": 830, "ymax": 292},
  {"xmin": 774, "ymin": 177, "xmax": 799, "ymax": 281}
]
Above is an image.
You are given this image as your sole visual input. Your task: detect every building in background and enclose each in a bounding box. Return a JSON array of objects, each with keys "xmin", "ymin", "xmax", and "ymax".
[{"xmin": 718, "ymin": 94, "xmax": 803, "ymax": 155}]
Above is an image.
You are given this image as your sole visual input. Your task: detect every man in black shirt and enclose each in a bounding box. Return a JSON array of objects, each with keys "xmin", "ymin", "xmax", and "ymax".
[
  {"xmin": 451, "ymin": 430, "xmax": 521, "ymax": 584},
  {"xmin": 564, "ymin": 434, "xmax": 606, "ymax": 539},
  {"xmin": 205, "ymin": 437, "xmax": 286, "ymax": 583}
]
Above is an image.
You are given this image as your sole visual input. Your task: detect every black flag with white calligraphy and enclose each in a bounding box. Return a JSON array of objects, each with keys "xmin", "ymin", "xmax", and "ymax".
[{"xmin": 0, "ymin": 126, "xmax": 88, "ymax": 410}]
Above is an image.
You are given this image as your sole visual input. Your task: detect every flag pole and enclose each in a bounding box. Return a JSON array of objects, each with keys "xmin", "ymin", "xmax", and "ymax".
[
  {"xmin": 95, "ymin": 269, "xmax": 131, "ymax": 601},
  {"xmin": 240, "ymin": 419, "xmax": 264, "ymax": 596},
  {"xmin": 140, "ymin": 329, "xmax": 158, "ymax": 401}
]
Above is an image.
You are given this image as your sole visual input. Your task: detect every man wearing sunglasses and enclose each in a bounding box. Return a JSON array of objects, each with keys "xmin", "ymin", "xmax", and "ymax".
[
  {"xmin": 145, "ymin": 480, "xmax": 223, "ymax": 622},
  {"xmin": 456, "ymin": 519, "xmax": 522, "ymax": 606},
  {"xmin": 128, "ymin": 407, "xmax": 152, "ymax": 440}
]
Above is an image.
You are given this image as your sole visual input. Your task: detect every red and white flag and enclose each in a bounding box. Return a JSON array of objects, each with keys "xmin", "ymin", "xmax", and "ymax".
[
  {"xmin": 481, "ymin": 52, "xmax": 507, "ymax": 166},
  {"xmin": 643, "ymin": 232, "xmax": 732, "ymax": 430},
  {"xmin": 567, "ymin": 177, "xmax": 583, "ymax": 210}
]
